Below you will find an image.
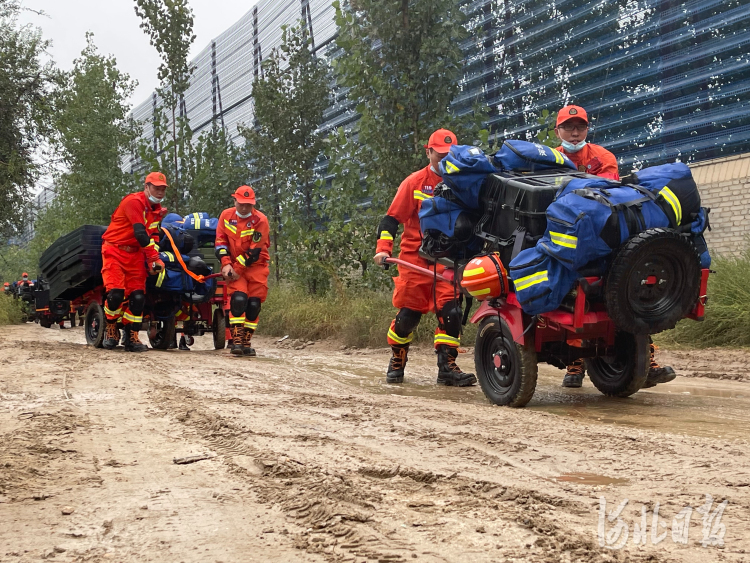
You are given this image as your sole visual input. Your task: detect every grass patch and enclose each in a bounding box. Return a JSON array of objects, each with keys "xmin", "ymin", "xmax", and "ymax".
[
  {"xmin": 656, "ymin": 252, "xmax": 750, "ymax": 348},
  {"xmin": 0, "ymin": 295, "xmax": 24, "ymax": 325},
  {"xmin": 260, "ymin": 284, "xmax": 478, "ymax": 348}
]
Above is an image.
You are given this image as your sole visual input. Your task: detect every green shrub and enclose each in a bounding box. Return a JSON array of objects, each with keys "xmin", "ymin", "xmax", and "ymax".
[
  {"xmin": 260, "ymin": 284, "xmax": 478, "ymax": 348},
  {"xmin": 0, "ymin": 295, "xmax": 24, "ymax": 325},
  {"xmin": 657, "ymin": 251, "xmax": 750, "ymax": 348}
]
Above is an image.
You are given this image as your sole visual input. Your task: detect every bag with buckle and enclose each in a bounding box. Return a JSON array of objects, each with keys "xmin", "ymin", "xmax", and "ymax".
[
  {"xmin": 493, "ymin": 140, "xmax": 577, "ymax": 173},
  {"xmin": 418, "ymin": 196, "xmax": 481, "ymax": 258},
  {"xmin": 437, "ymin": 145, "xmax": 497, "ymax": 209},
  {"xmin": 508, "ymin": 246, "xmax": 579, "ymax": 316}
]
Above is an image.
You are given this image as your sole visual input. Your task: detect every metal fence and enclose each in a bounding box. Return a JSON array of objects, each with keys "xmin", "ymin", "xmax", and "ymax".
[{"xmin": 128, "ymin": 0, "xmax": 750, "ymax": 172}]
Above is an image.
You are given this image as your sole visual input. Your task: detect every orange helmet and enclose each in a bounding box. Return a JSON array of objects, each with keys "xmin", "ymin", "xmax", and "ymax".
[
  {"xmin": 460, "ymin": 253, "xmax": 509, "ymax": 301},
  {"xmin": 22, "ymin": 272, "xmax": 28, "ymax": 277},
  {"xmin": 3, "ymin": 282, "xmax": 8, "ymax": 287}
]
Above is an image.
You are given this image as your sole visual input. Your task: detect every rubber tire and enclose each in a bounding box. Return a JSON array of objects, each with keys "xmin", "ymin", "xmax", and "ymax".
[
  {"xmin": 40, "ymin": 318, "xmax": 52, "ymax": 329},
  {"xmin": 149, "ymin": 320, "xmax": 175, "ymax": 350},
  {"xmin": 586, "ymin": 331, "xmax": 649, "ymax": 397},
  {"xmin": 474, "ymin": 315, "xmax": 538, "ymax": 407},
  {"xmin": 84, "ymin": 302, "xmax": 106, "ymax": 348},
  {"xmin": 213, "ymin": 308, "xmax": 226, "ymax": 350},
  {"xmin": 605, "ymin": 228, "xmax": 701, "ymax": 335}
]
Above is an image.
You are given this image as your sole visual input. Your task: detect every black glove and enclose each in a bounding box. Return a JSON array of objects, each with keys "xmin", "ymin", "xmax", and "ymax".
[{"xmin": 244, "ymin": 247, "xmax": 262, "ymax": 265}]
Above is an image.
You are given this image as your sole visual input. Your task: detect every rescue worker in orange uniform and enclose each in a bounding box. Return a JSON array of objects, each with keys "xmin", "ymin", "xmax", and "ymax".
[
  {"xmin": 374, "ymin": 129, "xmax": 476, "ymax": 387},
  {"xmin": 2, "ymin": 282, "xmax": 9, "ymax": 295},
  {"xmin": 215, "ymin": 186, "xmax": 270, "ymax": 357},
  {"xmin": 101, "ymin": 172, "xmax": 167, "ymax": 352},
  {"xmin": 554, "ymin": 105, "xmax": 675, "ymax": 389}
]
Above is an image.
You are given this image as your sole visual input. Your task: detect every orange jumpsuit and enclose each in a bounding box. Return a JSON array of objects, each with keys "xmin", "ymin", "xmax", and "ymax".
[
  {"xmin": 215, "ymin": 207, "xmax": 271, "ymax": 329},
  {"xmin": 101, "ymin": 191, "xmax": 166, "ymax": 324},
  {"xmin": 555, "ymin": 143, "xmax": 620, "ymax": 180},
  {"xmin": 376, "ymin": 165, "xmax": 458, "ymax": 349}
]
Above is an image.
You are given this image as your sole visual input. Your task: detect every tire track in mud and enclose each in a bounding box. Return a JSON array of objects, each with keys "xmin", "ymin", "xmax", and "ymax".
[{"xmin": 149, "ymin": 382, "xmax": 664, "ymax": 563}]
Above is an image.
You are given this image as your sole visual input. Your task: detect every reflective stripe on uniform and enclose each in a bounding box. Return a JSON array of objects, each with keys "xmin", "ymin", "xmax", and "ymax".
[
  {"xmin": 104, "ymin": 306, "xmax": 122, "ymax": 317},
  {"xmin": 434, "ymin": 333, "xmax": 460, "ymax": 347},
  {"xmin": 156, "ymin": 268, "xmax": 167, "ymax": 287},
  {"xmin": 224, "ymin": 219, "xmax": 237, "ymax": 234},
  {"xmin": 245, "ymin": 321, "xmax": 258, "ymax": 330},
  {"xmin": 444, "ymin": 161, "xmax": 460, "ymax": 174},
  {"xmin": 237, "ymin": 254, "xmax": 247, "ymax": 266},
  {"xmin": 228, "ymin": 314, "xmax": 246, "ymax": 326},
  {"xmin": 413, "ymin": 190, "xmax": 431, "ymax": 201},
  {"xmin": 387, "ymin": 328, "xmax": 413, "ymax": 345},
  {"xmin": 550, "ymin": 231, "xmax": 578, "ymax": 249},
  {"xmin": 379, "ymin": 231, "xmax": 394, "ymax": 241},
  {"xmin": 123, "ymin": 312, "xmax": 142, "ymax": 323},
  {"xmin": 216, "ymin": 245, "xmax": 229, "ymax": 256},
  {"xmin": 660, "ymin": 186, "xmax": 682, "ymax": 225},
  {"xmin": 515, "ymin": 270, "xmax": 549, "ymax": 291},
  {"xmin": 463, "ymin": 267, "xmax": 485, "ymax": 277},
  {"xmin": 149, "ymin": 221, "xmax": 160, "ymax": 230},
  {"xmin": 241, "ymin": 229, "xmax": 255, "ymax": 238}
]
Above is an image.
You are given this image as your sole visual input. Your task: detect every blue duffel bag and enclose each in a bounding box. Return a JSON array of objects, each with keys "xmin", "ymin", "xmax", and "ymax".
[
  {"xmin": 419, "ymin": 196, "xmax": 481, "ymax": 258},
  {"xmin": 438, "ymin": 145, "xmax": 497, "ymax": 209},
  {"xmin": 508, "ymin": 246, "xmax": 580, "ymax": 316},
  {"xmin": 628, "ymin": 162, "xmax": 702, "ymax": 228},
  {"xmin": 182, "ymin": 211, "xmax": 218, "ymax": 247},
  {"xmin": 493, "ymin": 140, "xmax": 577, "ymax": 173}
]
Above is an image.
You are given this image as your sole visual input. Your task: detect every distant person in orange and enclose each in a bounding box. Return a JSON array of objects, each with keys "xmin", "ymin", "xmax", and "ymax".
[
  {"xmin": 554, "ymin": 105, "xmax": 675, "ymax": 389},
  {"xmin": 101, "ymin": 172, "xmax": 167, "ymax": 352},
  {"xmin": 215, "ymin": 186, "xmax": 270, "ymax": 357},
  {"xmin": 373, "ymin": 129, "xmax": 476, "ymax": 387},
  {"xmin": 554, "ymin": 105, "xmax": 620, "ymax": 180}
]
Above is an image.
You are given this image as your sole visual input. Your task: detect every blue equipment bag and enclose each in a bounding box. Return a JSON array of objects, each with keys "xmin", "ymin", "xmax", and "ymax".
[
  {"xmin": 628, "ymin": 162, "xmax": 701, "ymax": 228},
  {"xmin": 508, "ymin": 246, "xmax": 580, "ymax": 316},
  {"xmin": 493, "ymin": 140, "xmax": 577, "ymax": 173},
  {"xmin": 182, "ymin": 211, "xmax": 218, "ymax": 247},
  {"xmin": 419, "ymin": 196, "xmax": 481, "ymax": 258},
  {"xmin": 541, "ymin": 178, "xmax": 673, "ymax": 271},
  {"xmin": 162, "ymin": 213, "xmax": 185, "ymax": 228},
  {"xmin": 438, "ymin": 145, "xmax": 497, "ymax": 209}
]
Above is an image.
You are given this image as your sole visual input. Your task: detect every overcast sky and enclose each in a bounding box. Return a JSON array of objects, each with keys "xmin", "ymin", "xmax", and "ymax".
[{"xmin": 18, "ymin": 0, "xmax": 261, "ymax": 108}]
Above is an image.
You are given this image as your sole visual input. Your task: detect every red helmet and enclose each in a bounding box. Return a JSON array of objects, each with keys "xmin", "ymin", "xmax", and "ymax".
[
  {"xmin": 460, "ymin": 253, "xmax": 509, "ymax": 301},
  {"xmin": 22, "ymin": 272, "xmax": 28, "ymax": 278}
]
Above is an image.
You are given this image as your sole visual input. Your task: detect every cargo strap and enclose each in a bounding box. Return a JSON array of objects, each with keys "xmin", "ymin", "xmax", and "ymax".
[
  {"xmin": 161, "ymin": 228, "xmax": 222, "ymax": 284},
  {"xmin": 511, "ymin": 226, "xmax": 526, "ymax": 260}
]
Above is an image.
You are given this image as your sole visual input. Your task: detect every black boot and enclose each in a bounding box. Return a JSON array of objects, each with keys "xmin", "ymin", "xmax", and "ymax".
[
  {"xmin": 179, "ymin": 335, "xmax": 190, "ymax": 351},
  {"xmin": 643, "ymin": 343, "xmax": 676, "ymax": 388},
  {"xmin": 123, "ymin": 325, "xmax": 149, "ymax": 352},
  {"xmin": 562, "ymin": 359, "xmax": 585, "ymax": 388},
  {"xmin": 230, "ymin": 326, "xmax": 245, "ymax": 355},
  {"xmin": 243, "ymin": 329, "xmax": 256, "ymax": 357},
  {"xmin": 436, "ymin": 345, "xmax": 476, "ymax": 387},
  {"xmin": 102, "ymin": 320, "xmax": 119, "ymax": 350},
  {"xmin": 386, "ymin": 344, "xmax": 409, "ymax": 384}
]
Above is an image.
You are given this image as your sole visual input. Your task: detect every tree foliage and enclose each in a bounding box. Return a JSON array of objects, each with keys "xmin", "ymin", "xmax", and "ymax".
[{"xmin": 0, "ymin": 0, "xmax": 58, "ymax": 241}]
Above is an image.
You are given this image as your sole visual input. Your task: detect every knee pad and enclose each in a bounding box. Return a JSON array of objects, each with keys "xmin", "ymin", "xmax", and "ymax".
[
  {"xmin": 106, "ymin": 289, "xmax": 125, "ymax": 311},
  {"xmin": 245, "ymin": 297, "xmax": 262, "ymax": 322},
  {"xmin": 230, "ymin": 292, "xmax": 248, "ymax": 317},
  {"xmin": 393, "ymin": 308, "xmax": 422, "ymax": 337},
  {"xmin": 129, "ymin": 290, "xmax": 146, "ymax": 316},
  {"xmin": 439, "ymin": 300, "xmax": 462, "ymax": 338}
]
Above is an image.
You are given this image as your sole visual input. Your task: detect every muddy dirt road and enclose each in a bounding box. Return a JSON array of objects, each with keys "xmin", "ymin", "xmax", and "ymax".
[{"xmin": 1, "ymin": 323, "xmax": 749, "ymax": 563}]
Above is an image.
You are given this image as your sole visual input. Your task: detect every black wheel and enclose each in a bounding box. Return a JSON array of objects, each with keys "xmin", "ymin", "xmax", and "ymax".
[
  {"xmin": 84, "ymin": 302, "xmax": 105, "ymax": 347},
  {"xmin": 148, "ymin": 319, "xmax": 175, "ymax": 350},
  {"xmin": 474, "ymin": 316, "xmax": 538, "ymax": 407},
  {"xmin": 586, "ymin": 331, "xmax": 649, "ymax": 397},
  {"xmin": 606, "ymin": 228, "xmax": 701, "ymax": 335},
  {"xmin": 40, "ymin": 317, "xmax": 52, "ymax": 329},
  {"xmin": 212, "ymin": 308, "xmax": 226, "ymax": 350}
]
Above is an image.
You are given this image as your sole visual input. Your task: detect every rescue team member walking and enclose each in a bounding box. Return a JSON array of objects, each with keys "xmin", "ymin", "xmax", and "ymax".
[
  {"xmin": 554, "ymin": 105, "xmax": 675, "ymax": 388},
  {"xmin": 101, "ymin": 172, "xmax": 167, "ymax": 352},
  {"xmin": 215, "ymin": 186, "xmax": 270, "ymax": 357},
  {"xmin": 374, "ymin": 129, "xmax": 476, "ymax": 387}
]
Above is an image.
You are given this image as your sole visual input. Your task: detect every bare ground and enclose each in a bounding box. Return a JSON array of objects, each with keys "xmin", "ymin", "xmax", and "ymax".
[{"xmin": 1, "ymin": 323, "xmax": 749, "ymax": 563}]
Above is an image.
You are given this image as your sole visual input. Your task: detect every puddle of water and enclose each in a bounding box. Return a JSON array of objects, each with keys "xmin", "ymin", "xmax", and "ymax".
[{"xmin": 552, "ymin": 472, "xmax": 629, "ymax": 486}]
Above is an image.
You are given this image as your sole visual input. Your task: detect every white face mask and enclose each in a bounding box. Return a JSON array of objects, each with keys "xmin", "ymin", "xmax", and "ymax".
[
  {"xmin": 561, "ymin": 139, "xmax": 587, "ymax": 153},
  {"xmin": 236, "ymin": 209, "xmax": 253, "ymax": 219},
  {"xmin": 145, "ymin": 185, "xmax": 164, "ymax": 204}
]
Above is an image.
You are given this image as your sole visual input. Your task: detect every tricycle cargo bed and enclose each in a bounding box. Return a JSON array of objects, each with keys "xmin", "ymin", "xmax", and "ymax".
[{"xmin": 39, "ymin": 225, "xmax": 107, "ymax": 301}]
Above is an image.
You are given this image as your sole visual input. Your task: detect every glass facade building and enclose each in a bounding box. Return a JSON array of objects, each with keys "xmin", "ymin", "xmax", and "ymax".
[{"xmin": 129, "ymin": 0, "xmax": 750, "ymax": 171}]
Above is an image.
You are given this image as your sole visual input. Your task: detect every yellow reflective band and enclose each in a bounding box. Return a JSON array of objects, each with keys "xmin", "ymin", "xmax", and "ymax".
[
  {"xmin": 224, "ymin": 220, "xmax": 237, "ymax": 234},
  {"xmin": 434, "ymin": 334, "xmax": 460, "ymax": 346},
  {"xmin": 553, "ymin": 149, "xmax": 564, "ymax": 165},
  {"xmin": 387, "ymin": 328, "xmax": 413, "ymax": 345},
  {"xmin": 413, "ymin": 190, "xmax": 431, "ymax": 201},
  {"xmin": 469, "ymin": 288, "xmax": 492, "ymax": 297},
  {"xmin": 228, "ymin": 315, "xmax": 246, "ymax": 325},
  {"xmin": 379, "ymin": 231, "xmax": 394, "ymax": 241},
  {"xmin": 660, "ymin": 186, "xmax": 682, "ymax": 225},
  {"xmin": 149, "ymin": 221, "xmax": 160, "ymax": 230},
  {"xmin": 237, "ymin": 254, "xmax": 247, "ymax": 266},
  {"xmin": 444, "ymin": 161, "xmax": 460, "ymax": 174},
  {"xmin": 193, "ymin": 212, "xmax": 200, "ymax": 226},
  {"xmin": 515, "ymin": 270, "xmax": 549, "ymax": 291},
  {"xmin": 241, "ymin": 229, "xmax": 255, "ymax": 237},
  {"xmin": 463, "ymin": 267, "xmax": 486, "ymax": 277},
  {"xmin": 164, "ymin": 251, "xmax": 175, "ymax": 261},
  {"xmin": 147, "ymin": 240, "xmax": 156, "ymax": 248},
  {"xmin": 123, "ymin": 312, "xmax": 142, "ymax": 323},
  {"xmin": 550, "ymin": 231, "xmax": 578, "ymax": 249},
  {"xmin": 175, "ymin": 309, "xmax": 183, "ymax": 317},
  {"xmin": 104, "ymin": 306, "xmax": 122, "ymax": 316},
  {"xmin": 156, "ymin": 268, "xmax": 166, "ymax": 287},
  {"xmin": 245, "ymin": 321, "xmax": 258, "ymax": 329}
]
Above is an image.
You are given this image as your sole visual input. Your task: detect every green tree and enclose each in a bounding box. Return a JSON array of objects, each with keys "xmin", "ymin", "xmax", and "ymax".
[
  {"xmin": 134, "ymin": 0, "xmax": 196, "ymax": 213},
  {"xmin": 536, "ymin": 110, "xmax": 559, "ymax": 148},
  {"xmin": 51, "ymin": 33, "xmax": 140, "ymax": 233},
  {"xmin": 0, "ymin": 0, "xmax": 58, "ymax": 241},
  {"xmin": 240, "ymin": 24, "xmax": 330, "ymax": 289}
]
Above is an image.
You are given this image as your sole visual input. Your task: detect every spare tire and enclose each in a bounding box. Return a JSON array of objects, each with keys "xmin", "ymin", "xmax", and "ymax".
[{"xmin": 605, "ymin": 228, "xmax": 701, "ymax": 335}]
